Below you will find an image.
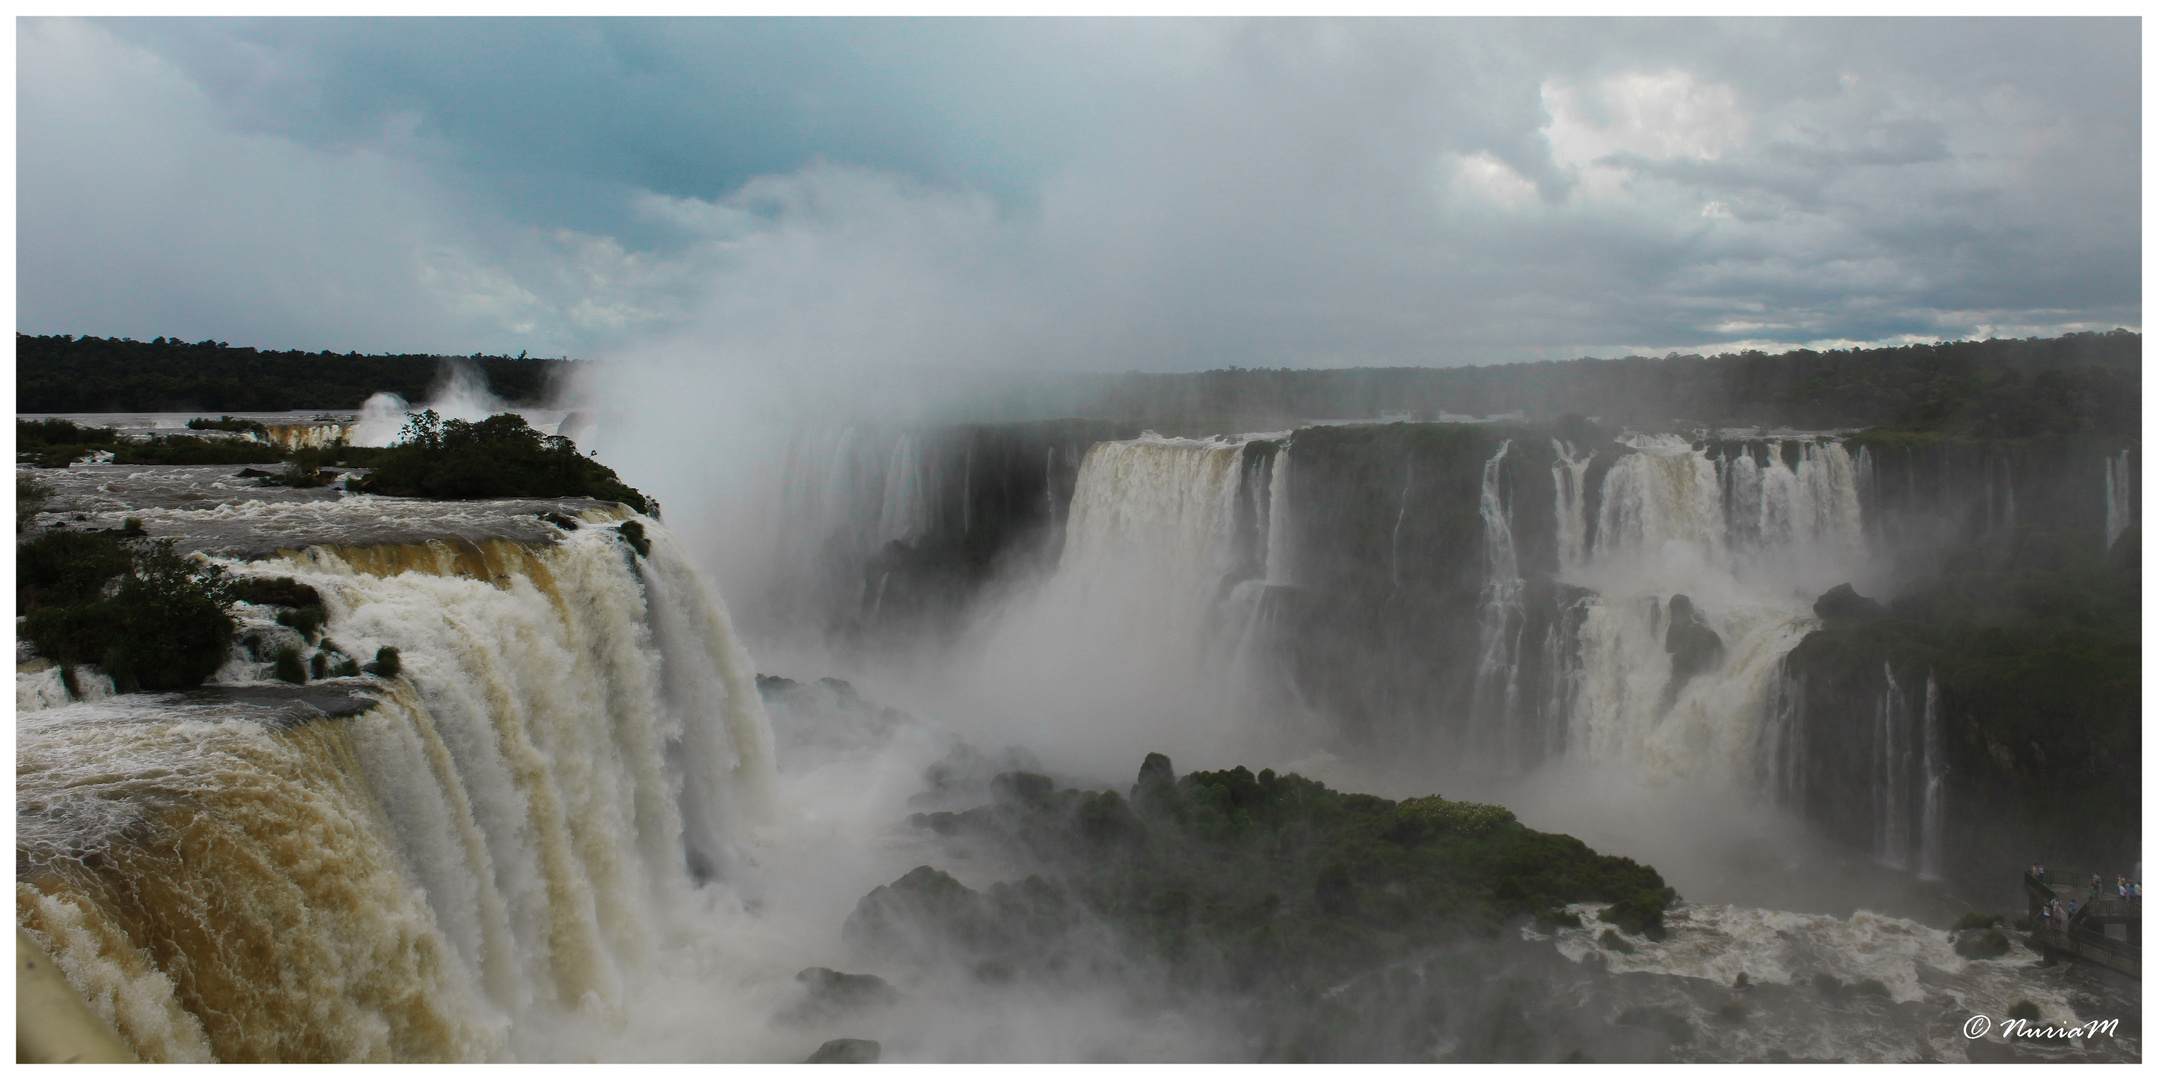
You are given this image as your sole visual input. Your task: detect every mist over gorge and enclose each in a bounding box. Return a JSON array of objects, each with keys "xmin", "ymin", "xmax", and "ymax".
[{"xmin": 16, "ymin": 15, "xmax": 2142, "ymax": 1066}]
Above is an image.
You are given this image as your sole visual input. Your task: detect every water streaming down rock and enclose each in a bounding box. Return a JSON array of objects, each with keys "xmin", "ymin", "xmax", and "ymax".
[
  {"xmin": 2104, "ymin": 449, "xmax": 2134, "ymax": 548},
  {"xmin": 955, "ymin": 431, "xmax": 1292, "ymax": 769},
  {"xmin": 1263, "ymin": 445, "xmax": 1295, "ymax": 588},
  {"xmin": 1552, "ymin": 437, "xmax": 1863, "ymax": 787},
  {"xmin": 1056, "ymin": 434, "xmax": 1253, "ymax": 645},
  {"xmin": 1550, "ymin": 439, "xmax": 1592, "ymax": 576},
  {"xmin": 1875, "ymin": 664, "xmax": 1913, "ymax": 871},
  {"xmin": 1469, "ymin": 441, "xmax": 1529, "ymax": 770},
  {"xmin": 16, "ymin": 516, "xmax": 776, "ymax": 1062},
  {"xmin": 1917, "ymin": 675, "xmax": 1944, "ymax": 882}
]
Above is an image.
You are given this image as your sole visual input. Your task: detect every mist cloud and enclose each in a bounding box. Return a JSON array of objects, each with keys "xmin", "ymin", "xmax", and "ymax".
[{"xmin": 18, "ymin": 17, "xmax": 2139, "ymax": 367}]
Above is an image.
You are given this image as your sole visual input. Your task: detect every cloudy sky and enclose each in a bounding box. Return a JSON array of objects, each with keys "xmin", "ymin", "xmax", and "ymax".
[{"xmin": 16, "ymin": 17, "xmax": 2142, "ymax": 370}]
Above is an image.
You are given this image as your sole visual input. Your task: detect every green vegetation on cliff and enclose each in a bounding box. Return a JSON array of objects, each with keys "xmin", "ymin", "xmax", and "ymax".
[
  {"xmin": 1790, "ymin": 523, "xmax": 2139, "ymax": 881},
  {"xmin": 858, "ymin": 754, "xmax": 1670, "ymax": 1001}
]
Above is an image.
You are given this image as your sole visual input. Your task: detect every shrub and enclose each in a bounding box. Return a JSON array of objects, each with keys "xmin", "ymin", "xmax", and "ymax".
[
  {"xmin": 17, "ymin": 418, "xmax": 116, "ymax": 446},
  {"xmin": 277, "ymin": 605, "xmax": 327, "ymax": 642},
  {"xmin": 617, "ymin": 520, "xmax": 650, "ymax": 557},
  {"xmin": 1600, "ymin": 887, "xmax": 1678, "ymax": 941},
  {"xmin": 17, "ymin": 475, "xmax": 52, "ymax": 532},
  {"xmin": 272, "ymin": 645, "xmax": 307, "ymax": 684},
  {"xmin": 186, "ymin": 416, "xmax": 268, "ymax": 434},
  {"xmin": 367, "ymin": 646, "xmax": 402, "ymax": 678},
  {"xmin": 113, "ymin": 434, "xmax": 283, "ymax": 466},
  {"xmin": 232, "ymin": 576, "xmax": 323, "ymax": 609},
  {"xmin": 1953, "ymin": 929, "xmax": 2011, "ymax": 960},
  {"xmin": 20, "ymin": 539, "xmax": 238, "ymax": 692},
  {"xmin": 16, "ymin": 529, "xmax": 134, "ymax": 613}
]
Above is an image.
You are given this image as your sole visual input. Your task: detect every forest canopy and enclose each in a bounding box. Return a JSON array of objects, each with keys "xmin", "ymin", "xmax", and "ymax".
[{"xmin": 16, "ymin": 334, "xmax": 575, "ymax": 412}]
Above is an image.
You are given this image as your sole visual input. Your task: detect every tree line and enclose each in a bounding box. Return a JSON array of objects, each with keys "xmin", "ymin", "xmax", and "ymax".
[
  {"xmin": 1078, "ymin": 330, "xmax": 2143, "ymax": 439},
  {"xmin": 16, "ymin": 334, "xmax": 575, "ymax": 412}
]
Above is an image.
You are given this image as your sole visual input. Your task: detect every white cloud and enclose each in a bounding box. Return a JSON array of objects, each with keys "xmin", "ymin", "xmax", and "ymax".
[
  {"xmin": 1451, "ymin": 152, "xmax": 1541, "ymax": 209},
  {"xmin": 1543, "ymin": 69, "xmax": 1751, "ymax": 203}
]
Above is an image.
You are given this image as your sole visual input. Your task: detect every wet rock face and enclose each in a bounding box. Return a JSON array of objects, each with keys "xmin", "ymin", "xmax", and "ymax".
[
  {"xmin": 1812, "ymin": 583, "xmax": 1887, "ymax": 624},
  {"xmin": 1661, "ymin": 594, "xmax": 1725, "ymax": 706}
]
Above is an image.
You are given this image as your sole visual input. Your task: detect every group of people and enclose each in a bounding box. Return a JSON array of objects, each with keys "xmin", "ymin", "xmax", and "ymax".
[{"xmin": 2029, "ymin": 864, "xmax": 2140, "ymax": 928}]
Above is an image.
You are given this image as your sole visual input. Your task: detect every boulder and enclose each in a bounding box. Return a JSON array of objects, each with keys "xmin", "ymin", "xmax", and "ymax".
[
  {"xmin": 1953, "ymin": 928, "xmax": 2011, "ymax": 960},
  {"xmin": 1813, "ymin": 583, "xmax": 1887, "ymax": 623},
  {"xmin": 782, "ymin": 968, "xmax": 897, "ymax": 1025},
  {"xmin": 232, "ymin": 576, "xmax": 324, "ymax": 610}
]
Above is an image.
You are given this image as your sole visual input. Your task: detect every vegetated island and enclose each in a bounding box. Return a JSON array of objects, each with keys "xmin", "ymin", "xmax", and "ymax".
[{"xmin": 845, "ymin": 752, "xmax": 1673, "ymax": 1060}]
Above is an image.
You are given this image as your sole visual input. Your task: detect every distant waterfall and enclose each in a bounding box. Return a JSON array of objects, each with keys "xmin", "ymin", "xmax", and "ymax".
[
  {"xmin": 2105, "ymin": 450, "xmax": 2134, "ymax": 547},
  {"xmin": 1557, "ymin": 437, "xmax": 1861, "ymax": 787},
  {"xmin": 959, "ymin": 431, "xmax": 1283, "ymax": 765},
  {"xmin": 1863, "ymin": 665, "xmax": 1945, "ymax": 873},
  {"xmin": 877, "ymin": 432, "xmax": 930, "ymax": 546},
  {"xmin": 1471, "ymin": 442, "xmax": 1528, "ymax": 770},
  {"xmin": 1875, "ymin": 664, "xmax": 1912, "ymax": 870},
  {"xmin": 1264, "ymin": 446, "xmax": 1295, "ymax": 587},
  {"xmin": 1550, "ymin": 439, "xmax": 1592, "ymax": 576},
  {"xmin": 1917, "ymin": 675, "xmax": 1945, "ymax": 881},
  {"xmin": 1060, "ymin": 435, "xmax": 1250, "ymax": 625},
  {"xmin": 1388, "ymin": 461, "xmax": 1414, "ymax": 591},
  {"xmin": 17, "ymin": 521, "xmax": 776, "ymax": 1062}
]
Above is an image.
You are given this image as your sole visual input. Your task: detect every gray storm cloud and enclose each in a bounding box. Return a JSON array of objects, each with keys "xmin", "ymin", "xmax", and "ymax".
[{"xmin": 16, "ymin": 17, "xmax": 2139, "ymax": 366}]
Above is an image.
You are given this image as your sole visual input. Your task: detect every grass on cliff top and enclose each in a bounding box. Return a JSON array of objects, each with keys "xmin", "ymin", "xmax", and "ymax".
[
  {"xmin": 346, "ymin": 410, "xmax": 652, "ymax": 514},
  {"xmin": 855, "ymin": 753, "xmax": 1672, "ymax": 996}
]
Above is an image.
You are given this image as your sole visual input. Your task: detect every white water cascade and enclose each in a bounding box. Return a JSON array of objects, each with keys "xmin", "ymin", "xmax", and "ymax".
[
  {"xmin": 17, "ymin": 519, "xmax": 777, "ymax": 1063},
  {"xmin": 1875, "ymin": 664, "xmax": 1913, "ymax": 870},
  {"xmin": 1470, "ymin": 441, "xmax": 1530, "ymax": 770},
  {"xmin": 1263, "ymin": 446, "xmax": 1295, "ymax": 587},
  {"xmin": 1552, "ymin": 436, "xmax": 1865, "ymax": 788},
  {"xmin": 2105, "ymin": 449, "xmax": 2134, "ymax": 548},
  {"xmin": 955, "ymin": 433, "xmax": 1281, "ymax": 771}
]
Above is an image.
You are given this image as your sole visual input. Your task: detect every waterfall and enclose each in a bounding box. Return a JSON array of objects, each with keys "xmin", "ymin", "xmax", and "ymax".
[
  {"xmin": 1550, "ymin": 439, "xmax": 1592, "ymax": 576},
  {"xmin": 1388, "ymin": 461, "xmax": 1413, "ymax": 590},
  {"xmin": 1264, "ymin": 446, "xmax": 1294, "ymax": 586},
  {"xmin": 875, "ymin": 432, "xmax": 929, "ymax": 546},
  {"xmin": 16, "ymin": 519, "xmax": 776, "ymax": 1062},
  {"xmin": 1875, "ymin": 664, "xmax": 1910, "ymax": 870},
  {"xmin": 2105, "ymin": 449, "xmax": 2134, "ymax": 547},
  {"xmin": 1558, "ymin": 436, "xmax": 1861, "ymax": 788},
  {"xmin": 1471, "ymin": 442, "xmax": 1528, "ymax": 769},
  {"xmin": 1917, "ymin": 674, "xmax": 1945, "ymax": 881}
]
